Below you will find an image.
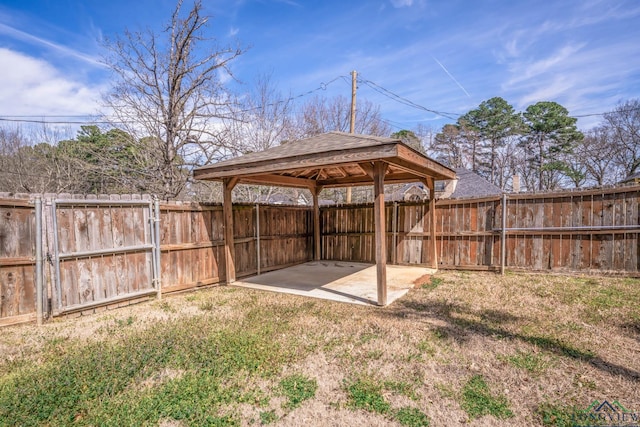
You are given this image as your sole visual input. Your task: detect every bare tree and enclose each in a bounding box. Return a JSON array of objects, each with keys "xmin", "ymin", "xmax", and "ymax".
[
  {"xmin": 0, "ymin": 124, "xmax": 80, "ymax": 193},
  {"xmin": 291, "ymin": 95, "xmax": 391, "ymax": 139},
  {"xmin": 210, "ymin": 73, "xmax": 300, "ymax": 203},
  {"xmin": 457, "ymin": 119, "xmax": 483, "ymax": 172},
  {"xmin": 227, "ymin": 73, "xmax": 296, "ymax": 155},
  {"xmin": 433, "ymin": 124, "xmax": 465, "ymax": 168},
  {"xmin": 571, "ymin": 126, "xmax": 620, "ymax": 186},
  {"xmin": 604, "ymin": 99, "xmax": 640, "ymax": 180},
  {"xmin": 494, "ymin": 137, "xmax": 525, "ymax": 191},
  {"xmin": 102, "ymin": 0, "xmax": 243, "ymax": 198}
]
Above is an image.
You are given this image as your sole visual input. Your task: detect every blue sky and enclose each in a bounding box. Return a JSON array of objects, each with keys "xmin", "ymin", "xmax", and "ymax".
[{"xmin": 0, "ymin": 0, "xmax": 639, "ymax": 132}]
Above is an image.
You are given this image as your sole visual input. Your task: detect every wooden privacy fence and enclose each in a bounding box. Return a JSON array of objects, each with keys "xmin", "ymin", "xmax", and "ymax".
[
  {"xmin": 0, "ymin": 195, "xmax": 313, "ymax": 326},
  {"xmin": 501, "ymin": 187, "xmax": 640, "ymax": 271},
  {"xmin": 321, "ymin": 202, "xmax": 435, "ymax": 265},
  {"xmin": 321, "ymin": 186, "xmax": 640, "ymax": 273},
  {"xmin": 1, "ymin": 185, "xmax": 639, "ymax": 326},
  {"xmin": 159, "ymin": 202, "xmax": 312, "ymax": 293}
]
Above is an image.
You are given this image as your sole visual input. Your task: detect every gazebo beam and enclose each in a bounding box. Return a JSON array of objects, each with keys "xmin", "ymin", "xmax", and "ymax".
[
  {"xmin": 318, "ymin": 172, "xmax": 417, "ymax": 187},
  {"xmin": 223, "ymin": 177, "xmax": 238, "ymax": 284},
  {"xmin": 240, "ymin": 174, "xmax": 317, "ymax": 189},
  {"xmin": 373, "ymin": 161, "xmax": 388, "ymax": 306},
  {"xmin": 358, "ymin": 161, "xmax": 375, "ymax": 179}
]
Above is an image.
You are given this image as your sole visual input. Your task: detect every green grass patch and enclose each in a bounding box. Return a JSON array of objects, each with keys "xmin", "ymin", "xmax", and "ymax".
[
  {"xmin": 366, "ymin": 349, "xmax": 384, "ymax": 360},
  {"xmin": 460, "ymin": 375, "xmax": 513, "ymax": 420},
  {"xmin": 345, "ymin": 377, "xmax": 391, "ymax": 414},
  {"xmin": 345, "ymin": 377, "xmax": 422, "ymax": 419},
  {"xmin": 537, "ymin": 403, "xmax": 582, "ymax": 427},
  {"xmin": 278, "ymin": 374, "xmax": 317, "ymax": 409},
  {"xmin": 259, "ymin": 409, "xmax": 277, "ymax": 425},
  {"xmin": 432, "ymin": 328, "xmax": 449, "ymax": 340},
  {"xmin": 358, "ymin": 331, "xmax": 380, "ymax": 344},
  {"xmin": 422, "ymin": 276, "xmax": 444, "ymax": 290},
  {"xmin": 500, "ymin": 350, "xmax": 550, "ymax": 374},
  {"xmin": 557, "ymin": 277, "xmax": 640, "ymax": 323},
  {"xmin": 394, "ymin": 406, "xmax": 430, "ymax": 426},
  {"xmin": 157, "ymin": 300, "xmax": 176, "ymax": 313},
  {"xmin": 0, "ymin": 313, "xmax": 298, "ymax": 426},
  {"xmin": 416, "ymin": 339, "xmax": 436, "ymax": 357},
  {"xmin": 116, "ymin": 315, "xmax": 136, "ymax": 328},
  {"xmin": 198, "ymin": 299, "xmax": 216, "ymax": 311}
]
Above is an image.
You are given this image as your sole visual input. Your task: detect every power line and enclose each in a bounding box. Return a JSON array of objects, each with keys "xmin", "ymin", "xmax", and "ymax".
[
  {"xmin": 571, "ymin": 107, "xmax": 640, "ymax": 118},
  {"xmin": 356, "ymin": 75, "xmax": 640, "ymax": 123},
  {"xmin": 0, "ymin": 115, "xmax": 100, "ymax": 118},
  {"xmin": 0, "ymin": 117, "xmax": 119, "ymax": 125},
  {"xmin": 209, "ymin": 75, "xmax": 348, "ymax": 115},
  {"xmin": 357, "ymin": 76, "xmax": 461, "ymax": 120},
  {"xmin": 1, "ymin": 76, "xmax": 639, "ymax": 126},
  {"xmin": 0, "ymin": 75, "xmax": 349, "ymax": 125}
]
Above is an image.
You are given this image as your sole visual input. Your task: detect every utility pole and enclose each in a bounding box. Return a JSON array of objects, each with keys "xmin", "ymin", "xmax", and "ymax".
[
  {"xmin": 346, "ymin": 70, "xmax": 357, "ymax": 203},
  {"xmin": 350, "ymin": 70, "xmax": 357, "ymax": 134}
]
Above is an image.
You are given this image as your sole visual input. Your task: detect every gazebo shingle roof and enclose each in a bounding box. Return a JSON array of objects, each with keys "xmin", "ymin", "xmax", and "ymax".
[{"xmin": 194, "ymin": 131, "xmax": 455, "ymax": 188}]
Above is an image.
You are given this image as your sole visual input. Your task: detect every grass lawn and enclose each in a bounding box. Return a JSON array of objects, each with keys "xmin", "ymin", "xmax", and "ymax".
[{"xmin": 1, "ymin": 271, "xmax": 639, "ymax": 426}]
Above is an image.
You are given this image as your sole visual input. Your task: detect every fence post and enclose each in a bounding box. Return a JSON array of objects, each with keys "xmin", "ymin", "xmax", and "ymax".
[
  {"xmin": 392, "ymin": 202, "xmax": 398, "ymax": 264},
  {"xmin": 51, "ymin": 200, "xmax": 62, "ymax": 312},
  {"xmin": 256, "ymin": 204, "xmax": 261, "ymax": 275},
  {"xmin": 501, "ymin": 193, "xmax": 507, "ymax": 275},
  {"xmin": 153, "ymin": 197, "xmax": 162, "ymax": 300},
  {"xmin": 35, "ymin": 196, "xmax": 44, "ymax": 326}
]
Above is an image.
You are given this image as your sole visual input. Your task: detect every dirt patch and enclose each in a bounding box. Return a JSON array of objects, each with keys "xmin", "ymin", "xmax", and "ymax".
[
  {"xmin": 136, "ymin": 368, "xmax": 185, "ymax": 391},
  {"xmin": 413, "ymin": 274, "xmax": 432, "ymax": 287}
]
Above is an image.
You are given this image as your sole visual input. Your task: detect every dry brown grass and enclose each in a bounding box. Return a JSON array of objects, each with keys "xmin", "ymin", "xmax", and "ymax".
[{"xmin": 1, "ymin": 271, "xmax": 639, "ymax": 426}]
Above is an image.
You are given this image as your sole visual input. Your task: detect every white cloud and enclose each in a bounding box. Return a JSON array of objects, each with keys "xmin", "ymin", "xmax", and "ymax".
[
  {"xmin": 272, "ymin": 0, "xmax": 301, "ymax": 7},
  {"xmin": 505, "ymin": 43, "xmax": 586, "ymax": 87},
  {"xmin": 0, "ymin": 48, "xmax": 104, "ymax": 116},
  {"xmin": 0, "ymin": 22, "xmax": 103, "ymax": 67},
  {"xmin": 516, "ymin": 76, "xmax": 575, "ymax": 106},
  {"xmin": 390, "ymin": 0, "xmax": 413, "ymax": 8}
]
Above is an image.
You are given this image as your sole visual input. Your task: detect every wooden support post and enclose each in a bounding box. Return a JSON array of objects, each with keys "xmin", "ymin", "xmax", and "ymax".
[
  {"xmin": 392, "ymin": 201, "xmax": 398, "ymax": 265},
  {"xmin": 373, "ymin": 161, "xmax": 388, "ymax": 306},
  {"xmin": 256, "ymin": 204, "xmax": 261, "ymax": 275},
  {"xmin": 427, "ymin": 178, "xmax": 438, "ymax": 269},
  {"xmin": 312, "ymin": 186, "xmax": 323, "ymax": 261},
  {"xmin": 501, "ymin": 192, "xmax": 507, "ymax": 275},
  {"xmin": 223, "ymin": 178, "xmax": 238, "ymax": 284},
  {"xmin": 421, "ymin": 177, "xmax": 438, "ymax": 269}
]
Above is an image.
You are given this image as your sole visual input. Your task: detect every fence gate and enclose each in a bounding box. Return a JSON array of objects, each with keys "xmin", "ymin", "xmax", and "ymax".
[{"xmin": 51, "ymin": 199, "xmax": 159, "ymax": 315}]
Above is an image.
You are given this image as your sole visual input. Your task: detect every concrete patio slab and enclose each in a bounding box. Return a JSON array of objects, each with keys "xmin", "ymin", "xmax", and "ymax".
[{"xmin": 232, "ymin": 261, "xmax": 436, "ymax": 306}]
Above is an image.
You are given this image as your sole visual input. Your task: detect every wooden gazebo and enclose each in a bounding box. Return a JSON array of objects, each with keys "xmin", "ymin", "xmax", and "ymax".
[{"xmin": 193, "ymin": 132, "xmax": 456, "ymax": 305}]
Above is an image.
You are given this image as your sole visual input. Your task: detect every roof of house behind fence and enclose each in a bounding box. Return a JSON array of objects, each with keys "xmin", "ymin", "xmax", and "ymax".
[
  {"xmin": 193, "ymin": 131, "xmax": 456, "ymax": 188},
  {"xmin": 449, "ymin": 168, "xmax": 503, "ymax": 198}
]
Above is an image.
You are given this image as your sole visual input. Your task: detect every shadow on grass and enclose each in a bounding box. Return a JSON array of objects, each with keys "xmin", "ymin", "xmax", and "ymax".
[
  {"xmin": 386, "ymin": 300, "xmax": 640, "ymax": 383},
  {"xmin": 620, "ymin": 319, "xmax": 640, "ymax": 343}
]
